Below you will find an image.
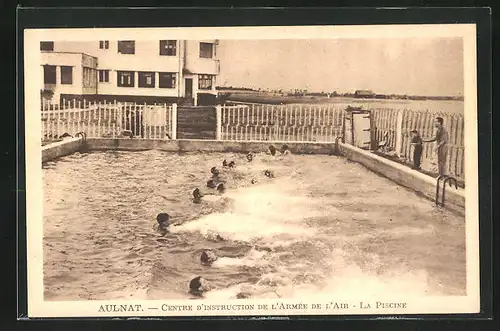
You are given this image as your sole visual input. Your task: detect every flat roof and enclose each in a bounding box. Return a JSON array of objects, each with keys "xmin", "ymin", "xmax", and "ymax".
[{"xmin": 41, "ymin": 51, "xmax": 98, "ymax": 59}]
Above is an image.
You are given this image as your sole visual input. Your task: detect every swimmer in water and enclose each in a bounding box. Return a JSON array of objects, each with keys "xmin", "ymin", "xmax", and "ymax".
[
  {"xmin": 206, "ymin": 179, "xmax": 217, "ymax": 189},
  {"xmin": 155, "ymin": 213, "xmax": 170, "ymax": 233},
  {"xmin": 222, "ymin": 160, "xmax": 228, "ymax": 167},
  {"xmin": 210, "ymin": 166, "xmax": 220, "ymax": 177},
  {"xmin": 280, "ymin": 144, "xmax": 291, "ymax": 155},
  {"xmin": 189, "ymin": 276, "xmax": 211, "ymax": 297},
  {"xmin": 192, "ymin": 188, "xmax": 203, "ymax": 204},
  {"xmin": 228, "ymin": 161, "xmax": 235, "ymax": 168},
  {"xmin": 251, "ymin": 178, "xmax": 257, "ymax": 184},
  {"xmin": 247, "ymin": 153, "xmax": 253, "ymax": 162},
  {"xmin": 216, "ymin": 183, "xmax": 226, "ymax": 193},
  {"xmin": 264, "ymin": 170, "xmax": 275, "ymax": 178},
  {"xmin": 268, "ymin": 145, "xmax": 277, "ymax": 156}
]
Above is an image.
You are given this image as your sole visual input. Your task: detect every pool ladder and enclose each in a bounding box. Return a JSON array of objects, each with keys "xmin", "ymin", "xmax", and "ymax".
[
  {"xmin": 435, "ymin": 175, "xmax": 458, "ymax": 207},
  {"xmin": 75, "ymin": 132, "xmax": 87, "ymax": 141}
]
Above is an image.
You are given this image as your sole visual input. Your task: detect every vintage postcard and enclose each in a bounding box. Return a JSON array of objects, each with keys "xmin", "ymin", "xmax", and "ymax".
[{"xmin": 24, "ymin": 23, "xmax": 479, "ymax": 318}]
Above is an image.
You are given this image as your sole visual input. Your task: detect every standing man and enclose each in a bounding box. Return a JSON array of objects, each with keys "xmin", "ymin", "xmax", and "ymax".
[{"xmin": 423, "ymin": 117, "xmax": 449, "ymax": 177}]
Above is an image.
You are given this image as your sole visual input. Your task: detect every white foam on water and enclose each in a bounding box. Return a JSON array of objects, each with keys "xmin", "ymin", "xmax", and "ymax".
[
  {"xmin": 212, "ymin": 248, "xmax": 269, "ymax": 268},
  {"xmin": 170, "ymin": 182, "xmax": 320, "ymax": 243},
  {"xmin": 202, "ymin": 247, "xmax": 434, "ymax": 301},
  {"xmin": 202, "ymin": 194, "xmax": 225, "ymax": 203}
]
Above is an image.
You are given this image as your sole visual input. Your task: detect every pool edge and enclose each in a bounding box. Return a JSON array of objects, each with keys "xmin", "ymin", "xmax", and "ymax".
[
  {"xmin": 42, "ymin": 137, "xmax": 86, "ymax": 163},
  {"xmin": 85, "ymin": 138, "xmax": 339, "ymax": 155},
  {"xmin": 338, "ymin": 142, "xmax": 465, "ymax": 216}
]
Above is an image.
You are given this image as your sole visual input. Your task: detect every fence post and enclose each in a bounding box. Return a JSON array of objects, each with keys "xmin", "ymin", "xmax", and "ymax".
[
  {"xmin": 215, "ymin": 105, "xmax": 222, "ymax": 141},
  {"xmin": 171, "ymin": 103, "xmax": 177, "ymax": 140},
  {"xmin": 394, "ymin": 109, "xmax": 404, "ymax": 157}
]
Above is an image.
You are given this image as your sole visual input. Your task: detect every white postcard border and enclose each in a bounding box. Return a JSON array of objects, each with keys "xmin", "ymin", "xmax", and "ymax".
[{"xmin": 24, "ymin": 23, "xmax": 480, "ymax": 318}]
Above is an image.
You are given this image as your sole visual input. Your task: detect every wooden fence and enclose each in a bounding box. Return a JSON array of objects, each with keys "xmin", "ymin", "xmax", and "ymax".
[
  {"xmin": 220, "ymin": 103, "xmax": 464, "ymax": 180},
  {"xmin": 219, "ymin": 103, "xmax": 345, "ymax": 142},
  {"xmin": 40, "ymin": 99, "xmax": 464, "ymax": 180},
  {"xmin": 41, "ymin": 99, "xmax": 176, "ymax": 141},
  {"xmin": 371, "ymin": 107, "xmax": 464, "ymax": 179}
]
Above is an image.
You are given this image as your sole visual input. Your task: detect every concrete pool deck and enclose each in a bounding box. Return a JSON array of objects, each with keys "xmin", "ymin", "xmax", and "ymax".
[
  {"xmin": 41, "ymin": 137, "xmax": 465, "ymax": 215},
  {"xmin": 42, "ymin": 137, "xmax": 87, "ymax": 163},
  {"xmin": 337, "ymin": 142, "xmax": 465, "ymax": 216}
]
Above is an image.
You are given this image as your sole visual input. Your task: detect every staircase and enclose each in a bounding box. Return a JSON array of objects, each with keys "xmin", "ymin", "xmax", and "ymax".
[
  {"xmin": 177, "ymin": 106, "xmax": 217, "ymax": 140},
  {"xmin": 181, "ymin": 97, "xmax": 194, "ymax": 107}
]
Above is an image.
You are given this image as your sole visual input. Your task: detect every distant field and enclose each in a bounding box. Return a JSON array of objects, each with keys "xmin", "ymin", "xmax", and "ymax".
[{"xmin": 225, "ymin": 93, "xmax": 464, "ymax": 114}]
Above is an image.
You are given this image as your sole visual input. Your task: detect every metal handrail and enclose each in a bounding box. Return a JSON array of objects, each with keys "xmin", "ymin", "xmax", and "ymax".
[
  {"xmin": 75, "ymin": 132, "xmax": 87, "ymax": 141},
  {"xmin": 435, "ymin": 175, "xmax": 458, "ymax": 207},
  {"xmin": 435, "ymin": 175, "xmax": 447, "ymax": 206}
]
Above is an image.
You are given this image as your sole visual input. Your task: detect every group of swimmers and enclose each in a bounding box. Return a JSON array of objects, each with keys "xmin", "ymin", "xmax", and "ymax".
[
  {"xmin": 153, "ymin": 144, "xmax": 292, "ymax": 297},
  {"xmin": 191, "ymin": 144, "xmax": 291, "ymax": 205},
  {"xmin": 155, "ymin": 144, "xmax": 292, "ymax": 234}
]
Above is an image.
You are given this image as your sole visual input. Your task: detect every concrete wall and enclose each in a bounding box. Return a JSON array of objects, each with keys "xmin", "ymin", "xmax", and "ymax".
[
  {"xmin": 42, "ymin": 137, "xmax": 86, "ymax": 163},
  {"xmin": 337, "ymin": 142, "xmax": 465, "ymax": 216},
  {"xmin": 86, "ymin": 138, "xmax": 338, "ymax": 155},
  {"xmin": 184, "ymin": 40, "xmax": 219, "ymax": 76},
  {"xmin": 41, "ymin": 52, "xmax": 85, "ymax": 102}
]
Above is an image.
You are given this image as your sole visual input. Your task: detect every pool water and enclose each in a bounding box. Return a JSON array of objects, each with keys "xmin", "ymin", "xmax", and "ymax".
[{"xmin": 42, "ymin": 150, "xmax": 466, "ymax": 301}]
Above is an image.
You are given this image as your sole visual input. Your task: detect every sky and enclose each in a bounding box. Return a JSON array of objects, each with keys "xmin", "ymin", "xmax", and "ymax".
[{"xmin": 216, "ymin": 38, "xmax": 464, "ymax": 96}]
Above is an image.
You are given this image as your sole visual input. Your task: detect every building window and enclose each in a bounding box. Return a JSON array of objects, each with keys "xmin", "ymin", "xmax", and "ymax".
[
  {"xmin": 40, "ymin": 41, "xmax": 54, "ymax": 51},
  {"xmin": 43, "ymin": 65, "xmax": 57, "ymax": 84},
  {"xmin": 83, "ymin": 67, "xmax": 97, "ymax": 88},
  {"xmin": 158, "ymin": 72, "xmax": 176, "ymax": 88},
  {"xmin": 99, "ymin": 40, "xmax": 110, "ymax": 49},
  {"xmin": 199, "ymin": 43, "xmax": 214, "ymax": 58},
  {"xmin": 117, "ymin": 71, "xmax": 135, "ymax": 87},
  {"xmin": 198, "ymin": 74, "xmax": 213, "ymax": 90},
  {"xmin": 138, "ymin": 72, "xmax": 155, "ymax": 88},
  {"xmin": 159, "ymin": 40, "xmax": 177, "ymax": 56},
  {"xmin": 117, "ymin": 41, "xmax": 135, "ymax": 54},
  {"xmin": 98, "ymin": 70, "xmax": 110, "ymax": 83},
  {"xmin": 60, "ymin": 66, "xmax": 73, "ymax": 85}
]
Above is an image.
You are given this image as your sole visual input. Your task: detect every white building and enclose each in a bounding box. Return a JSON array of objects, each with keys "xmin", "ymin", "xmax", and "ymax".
[{"xmin": 40, "ymin": 39, "xmax": 220, "ymax": 106}]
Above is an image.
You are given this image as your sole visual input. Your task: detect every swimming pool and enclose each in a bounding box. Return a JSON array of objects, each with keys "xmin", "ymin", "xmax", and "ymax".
[{"xmin": 42, "ymin": 149, "xmax": 465, "ymax": 301}]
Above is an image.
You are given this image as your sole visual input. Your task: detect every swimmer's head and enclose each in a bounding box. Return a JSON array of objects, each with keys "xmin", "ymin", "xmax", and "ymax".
[
  {"xmin": 251, "ymin": 178, "xmax": 257, "ymax": 184},
  {"xmin": 269, "ymin": 145, "xmax": 277, "ymax": 156},
  {"xmin": 264, "ymin": 170, "xmax": 274, "ymax": 178},
  {"xmin": 222, "ymin": 160, "xmax": 228, "ymax": 167},
  {"xmin": 156, "ymin": 213, "xmax": 170, "ymax": 228},
  {"xmin": 193, "ymin": 188, "xmax": 202, "ymax": 199},
  {"xmin": 189, "ymin": 276, "xmax": 210, "ymax": 296},
  {"xmin": 156, "ymin": 213, "xmax": 170, "ymax": 231},
  {"xmin": 206, "ymin": 179, "xmax": 216, "ymax": 188},
  {"xmin": 200, "ymin": 249, "xmax": 218, "ymax": 265},
  {"xmin": 211, "ymin": 166, "xmax": 219, "ymax": 176},
  {"xmin": 228, "ymin": 161, "xmax": 235, "ymax": 168},
  {"xmin": 216, "ymin": 183, "xmax": 226, "ymax": 193},
  {"xmin": 246, "ymin": 153, "xmax": 253, "ymax": 162}
]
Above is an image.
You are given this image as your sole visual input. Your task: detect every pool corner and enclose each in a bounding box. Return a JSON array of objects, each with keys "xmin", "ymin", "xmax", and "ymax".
[
  {"xmin": 338, "ymin": 142, "xmax": 465, "ymax": 216},
  {"xmin": 42, "ymin": 137, "xmax": 87, "ymax": 163}
]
